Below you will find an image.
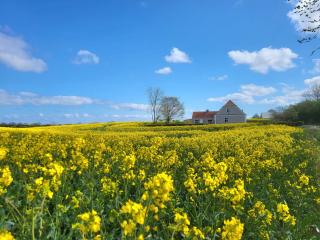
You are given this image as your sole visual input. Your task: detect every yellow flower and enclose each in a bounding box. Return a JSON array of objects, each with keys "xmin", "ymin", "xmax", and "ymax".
[
  {"xmin": 276, "ymin": 203, "xmax": 296, "ymax": 226},
  {"xmin": 171, "ymin": 210, "xmax": 190, "ymax": 237},
  {"xmin": 79, "ymin": 212, "xmax": 90, "ymax": 222},
  {"xmin": 299, "ymin": 174, "xmax": 309, "ymax": 186},
  {"xmin": 35, "ymin": 177, "xmax": 43, "ymax": 186},
  {"xmin": 0, "ymin": 230, "xmax": 15, "ymax": 240},
  {"xmin": 93, "ymin": 235, "xmax": 101, "ymax": 240},
  {"xmin": 100, "ymin": 177, "xmax": 117, "ymax": 196},
  {"xmin": 73, "ymin": 210, "xmax": 101, "ymax": 235},
  {"xmin": 191, "ymin": 226, "xmax": 205, "ymax": 239},
  {"xmin": 120, "ymin": 219, "xmax": 136, "ymax": 236},
  {"xmin": 120, "ymin": 200, "xmax": 146, "ymax": 225},
  {"xmin": 0, "ymin": 166, "xmax": 13, "ymax": 195},
  {"xmin": 143, "ymin": 172, "xmax": 174, "ymax": 209},
  {"xmin": 221, "ymin": 217, "xmax": 244, "ymax": 240},
  {"xmin": 0, "ymin": 148, "xmax": 7, "ymax": 160},
  {"xmin": 219, "ymin": 179, "xmax": 246, "ymax": 208},
  {"xmin": 137, "ymin": 234, "xmax": 144, "ymax": 240},
  {"xmin": 120, "ymin": 154, "xmax": 136, "ymax": 171},
  {"xmin": 248, "ymin": 201, "xmax": 273, "ymax": 225}
]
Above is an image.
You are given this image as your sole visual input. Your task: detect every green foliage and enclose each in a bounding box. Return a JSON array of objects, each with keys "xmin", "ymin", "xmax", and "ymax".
[{"xmin": 272, "ymin": 100, "xmax": 320, "ymax": 125}]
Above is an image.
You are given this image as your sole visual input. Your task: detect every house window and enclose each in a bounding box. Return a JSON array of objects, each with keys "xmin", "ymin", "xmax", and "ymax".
[
  {"xmin": 224, "ymin": 117, "xmax": 229, "ymax": 123},
  {"xmin": 194, "ymin": 120, "xmax": 200, "ymax": 124},
  {"xmin": 226, "ymin": 108, "xmax": 229, "ymax": 113},
  {"xmin": 208, "ymin": 119, "xmax": 213, "ymax": 124}
]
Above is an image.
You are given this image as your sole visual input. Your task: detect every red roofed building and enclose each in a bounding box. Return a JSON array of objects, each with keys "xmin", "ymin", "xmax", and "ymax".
[
  {"xmin": 192, "ymin": 100, "xmax": 246, "ymax": 124},
  {"xmin": 192, "ymin": 110, "xmax": 217, "ymax": 124}
]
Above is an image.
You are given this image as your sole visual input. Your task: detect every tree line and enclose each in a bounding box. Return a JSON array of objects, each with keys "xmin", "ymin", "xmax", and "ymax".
[{"xmin": 267, "ymin": 83, "xmax": 320, "ymax": 125}]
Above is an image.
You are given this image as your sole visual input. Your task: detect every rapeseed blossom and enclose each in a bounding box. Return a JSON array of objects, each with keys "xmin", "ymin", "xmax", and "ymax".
[
  {"xmin": 0, "ymin": 123, "xmax": 318, "ymax": 239},
  {"xmin": 248, "ymin": 201, "xmax": 272, "ymax": 225},
  {"xmin": 221, "ymin": 217, "xmax": 244, "ymax": 240},
  {"xmin": 0, "ymin": 166, "xmax": 13, "ymax": 195},
  {"xmin": 299, "ymin": 174, "xmax": 309, "ymax": 186},
  {"xmin": 172, "ymin": 211, "xmax": 190, "ymax": 236},
  {"xmin": 276, "ymin": 203, "xmax": 296, "ymax": 226},
  {"xmin": 0, "ymin": 147, "xmax": 7, "ymax": 160},
  {"xmin": 0, "ymin": 230, "xmax": 14, "ymax": 240},
  {"xmin": 120, "ymin": 200, "xmax": 146, "ymax": 225},
  {"xmin": 120, "ymin": 219, "xmax": 136, "ymax": 236},
  {"xmin": 143, "ymin": 172, "xmax": 174, "ymax": 209},
  {"xmin": 72, "ymin": 210, "xmax": 101, "ymax": 236},
  {"xmin": 219, "ymin": 179, "xmax": 246, "ymax": 207}
]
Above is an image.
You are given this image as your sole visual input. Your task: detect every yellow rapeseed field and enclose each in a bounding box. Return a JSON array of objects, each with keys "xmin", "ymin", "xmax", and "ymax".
[{"xmin": 0, "ymin": 122, "xmax": 319, "ymax": 239}]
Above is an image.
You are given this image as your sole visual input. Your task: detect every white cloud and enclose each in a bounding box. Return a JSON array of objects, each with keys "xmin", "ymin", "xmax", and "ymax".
[
  {"xmin": 241, "ymin": 84, "xmax": 276, "ymax": 96},
  {"xmin": 208, "ymin": 81, "xmax": 307, "ymax": 106},
  {"xmin": 309, "ymin": 59, "xmax": 320, "ymax": 74},
  {"xmin": 228, "ymin": 47, "xmax": 298, "ymax": 74},
  {"xmin": 209, "ymin": 74, "xmax": 228, "ymax": 81},
  {"xmin": 165, "ymin": 47, "xmax": 191, "ymax": 63},
  {"xmin": 63, "ymin": 113, "xmax": 91, "ymax": 118},
  {"xmin": 208, "ymin": 92, "xmax": 255, "ymax": 104},
  {"xmin": 107, "ymin": 114, "xmax": 149, "ymax": 119},
  {"xmin": 0, "ymin": 89, "xmax": 152, "ymax": 114},
  {"xmin": 260, "ymin": 88, "xmax": 304, "ymax": 105},
  {"xmin": 73, "ymin": 50, "xmax": 100, "ymax": 65},
  {"xmin": 155, "ymin": 66, "xmax": 172, "ymax": 75},
  {"xmin": 304, "ymin": 75, "xmax": 320, "ymax": 85},
  {"xmin": 0, "ymin": 32, "xmax": 47, "ymax": 72},
  {"xmin": 0, "ymin": 89, "xmax": 95, "ymax": 105},
  {"xmin": 208, "ymin": 84, "xmax": 276, "ymax": 104},
  {"xmin": 287, "ymin": 0, "xmax": 320, "ymax": 33},
  {"xmin": 111, "ymin": 103, "xmax": 149, "ymax": 111}
]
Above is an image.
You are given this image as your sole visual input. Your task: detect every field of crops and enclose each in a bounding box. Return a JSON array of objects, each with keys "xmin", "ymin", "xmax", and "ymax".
[{"xmin": 0, "ymin": 122, "xmax": 319, "ymax": 239}]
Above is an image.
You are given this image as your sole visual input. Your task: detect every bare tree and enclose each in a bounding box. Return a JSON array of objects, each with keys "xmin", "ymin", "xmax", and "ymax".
[
  {"xmin": 289, "ymin": 0, "xmax": 320, "ymax": 54},
  {"xmin": 304, "ymin": 83, "xmax": 320, "ymax": 100},
  {"xmin": 147, "ymin": 87, "xmax": 163, "ymax": 123},
  {"xmin": 160, "ymin": 96, "xmax": 184, "ymax": 123}
]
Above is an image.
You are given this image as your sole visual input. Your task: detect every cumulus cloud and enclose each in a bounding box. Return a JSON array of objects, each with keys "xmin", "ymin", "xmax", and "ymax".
[
  {"xmin": 228, "ymin": 47, "xmax": 298, "ymax": 74},
  {"xmin": 155, "ymin": 66, "xmax": 172, "ymax": 75},
  {"xmin": 104, "ymin": 114, "xmax": 150, "ymax": 119},
  {"xmin": 0, "ymin": 32, "xmax": 47, "ymax": 72},
  {"xmin": 111, "ymin": 103, "xmax": 149, "ymax": 111},
  {"xmin": 241, "ymin": 84, "xmax": 276, "ymax": 96},
  {"xmin": 260, "ymin": 91, "xmax": 304, "ymax": 105},
  {"xmin": 0, "ymin": 89, "xmax": 151, "ymax": 115},
  {"xmin": 73, "ymin": 50, "xmax": 100, "ymax": 65},
  {"xmin": 208, "ymin": 84, "xmax": 276, "ymax": 104},
  {"xmin": 0, "ymin": 89, "xmax": 95, "ymax": 105},
  {"xmin": 208, "ymin": 92, "xmax": 255, "ymax": 104},
  {"xmin": 304, "ymin": 75, "xmax": 320, "ymax": 85},
  {"xmin": 260, "ymin": 84, "xmax": 304, "ymax": 105},
  {"xmin": 63, "ymin": 113, "xmax": 91, "ymax": 118},
  {"xmin": 0, "ymin": 88, "xmax": 152, "ymax": 123},
  {"xmin": 207, "ymin": 82, "xmax": 308, "ymax": 106},
  {"xmin": 209, "ymin": 74, "xmax": 228, "ymax": 81},
  {"xmin": 309, "ymin": 59, "xmax": 320, "ymax": 74},
  {"xmin": 165, "ymin": 47, "xmax": 191, "ymax": 63}
]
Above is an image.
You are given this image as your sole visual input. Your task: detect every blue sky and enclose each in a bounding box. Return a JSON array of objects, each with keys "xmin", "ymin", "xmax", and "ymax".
[{"xmin": 1, "ymin": 0, "xmax": 320, "ymax": 123}]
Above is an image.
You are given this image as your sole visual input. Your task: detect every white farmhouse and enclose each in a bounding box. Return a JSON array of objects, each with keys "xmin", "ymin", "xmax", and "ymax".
[{"xmin": 192, "ymin": 100, "xmax": 246, "ymax": 124}]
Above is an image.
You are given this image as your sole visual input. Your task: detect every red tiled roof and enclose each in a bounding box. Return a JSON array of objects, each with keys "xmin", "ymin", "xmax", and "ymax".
[{"xmin": 192, "ymin": 111, "xmax": 217, "ymax": 119}]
